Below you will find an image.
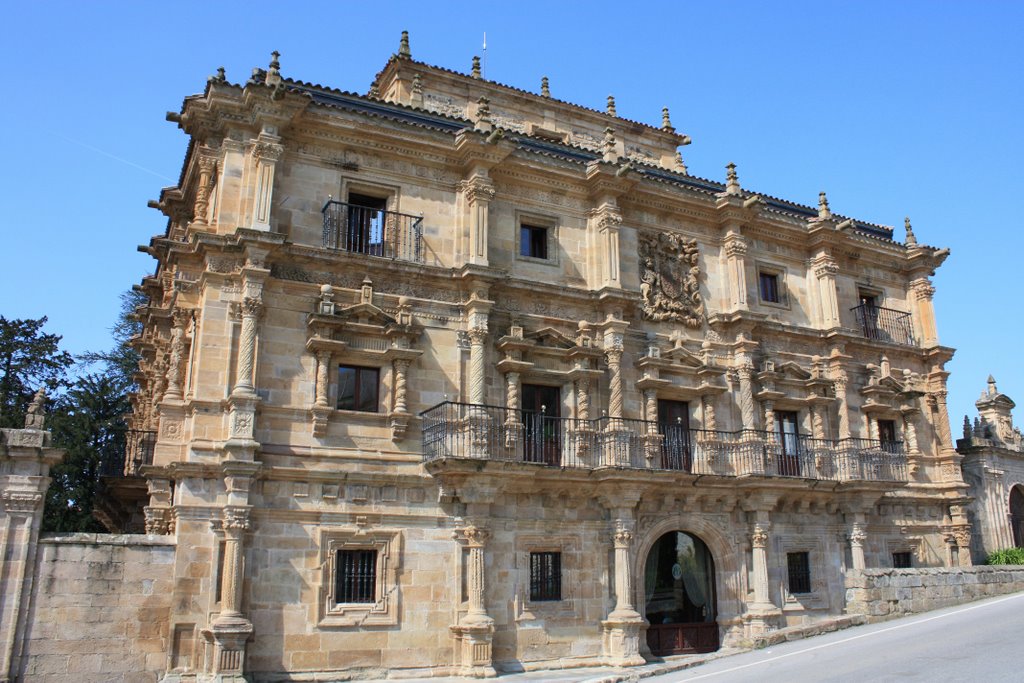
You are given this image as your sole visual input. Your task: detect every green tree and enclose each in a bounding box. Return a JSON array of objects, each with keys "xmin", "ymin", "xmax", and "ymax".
[
  {"xmin": 78, "ymin": 289, "xmax": 146, "ymax": 387},
  {"xmin": 44, "ymin": 373, "xmax": 131, "ymax": 532},
  {"xmin": 0, "ymin": 316, "xmax": 73, "ymax": 428}
]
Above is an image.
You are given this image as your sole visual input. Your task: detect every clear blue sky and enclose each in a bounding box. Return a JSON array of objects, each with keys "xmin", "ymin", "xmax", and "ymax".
[{"xmin": 2, "ymin": 1, "xmax": 1022, "ymax": 427}]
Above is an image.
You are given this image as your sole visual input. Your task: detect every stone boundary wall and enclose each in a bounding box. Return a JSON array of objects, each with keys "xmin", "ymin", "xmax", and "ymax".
[
  {"xmin": 16, "ymin": 533, "xmax": 176, "ymax": 683},
  {"xmin": 844, "ymin": 566, "xmax": 1024, "ymax": 620}
]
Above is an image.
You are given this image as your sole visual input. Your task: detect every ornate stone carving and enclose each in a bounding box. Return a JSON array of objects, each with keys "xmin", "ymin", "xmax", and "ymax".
[
  {"xmin": 2, "ymin": 490, "xmax": 43, "ymax": 515},
  {"xmin": 750, "ymin": 524, "xmax": 769, "ymax": 549},
  {"xmin": 24, "ymin": 388, "xmax": 46, "ymax": 429},
  {"xmin": 144, "ymin": 506, "xmax": 172, "ymax": 535},
  {"xmin": 639, "ymin": 232, "xmax": 704, "ymax": 327},
  {"xmin": 222, "ymin": 505, "xmax": 252, "ymax": 532}
]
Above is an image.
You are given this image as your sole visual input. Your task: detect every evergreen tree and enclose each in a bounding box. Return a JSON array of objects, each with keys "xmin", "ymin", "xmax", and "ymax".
[
  {"xmin": 0, "ymin": 316, "xmax": 73, "ymax": 428},
  {"xmin": 44, "ymin": 373, "xmax": 131, "ymax": 532}
]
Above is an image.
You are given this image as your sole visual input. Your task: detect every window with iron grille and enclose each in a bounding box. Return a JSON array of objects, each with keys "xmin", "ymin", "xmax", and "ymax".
[
  {"xmin": 336, "ymin": 549, "xmax": 377, "ymax": 604},
  {"xmin": 787, "ymin": 551, "xmax": 811, "ymax": 594},
  {"xmin": 892, "ymin": 551, "xmax": 913, "ymax": 569},
  {"xmin": 529, "ymin": 551, "xmax": 562, "ymax": 602}
]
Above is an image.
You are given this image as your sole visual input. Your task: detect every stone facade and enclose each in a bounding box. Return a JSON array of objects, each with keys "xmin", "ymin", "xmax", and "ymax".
[
  {"xmin": 3, "ymin": 35, "xmax": 980, "ymax": 682},
  {"xmin": 958, "ymin": 376, "xmax": 1024, "ymax": 562}
]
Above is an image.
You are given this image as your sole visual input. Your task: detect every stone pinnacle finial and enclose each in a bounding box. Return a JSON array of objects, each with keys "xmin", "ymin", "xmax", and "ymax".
[
  {"xmin": 607, "ymin": 95, "xmax": 617, "ymax": 116},
  {"xmin": 904, "ymin": 216, "xmax": 917, "ymax": 246},
  {"xmin": 398, "ymin": 30, "xmax": 411, "ymax": 58},
  {"xmin": 818, "ymin": 191, "xmax": 831, "ymax": 220},
  {"xmin": 725, "ymin": 163, "xmax": 740, "ymax": 195},
  {"xmin": 963, "ymin": 415, "xmax": 972, "ymax": 439},
  {"xmin": 475, "ymin": 96, "xmax": 493, "ymax": 133},
  {"xmin": 471, "ymin": 56, "xmax": 481, "ymax": 79},
  {"xmin": 266, "ymin": 51, "xmax": 282, "ymax": 86},
  {"xmin": 210, "ymin": 66, "xmax": 226, "ymax": 84},
  {"xmin": 988, "ymin": 375, "xmax": 998, "ymax": 395},
  {"xmin": 661, "ymin": 107, "xmax": 675, "ymax": 133},
  {"xmin": 603, "ymin": 127, "xmax": 618, "ymax": 162},
  {"xmin": 541, "ymin": 76, "xmax": 550, "ymax": 98},
  {"xmin": 674, "ymin": 150, "xmax": 688, "ymax": 174}
]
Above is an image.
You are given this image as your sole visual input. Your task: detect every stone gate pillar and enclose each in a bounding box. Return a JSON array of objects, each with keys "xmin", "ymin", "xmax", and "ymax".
[
  {"xmin": 0, "ymin": 392, "xmax": 64, "ymax": 683},
  {"xmin": 451, "ymin": 523, "xmax": 496, "ymax": 677},
  {"xmin": 600, "ymin": 493, "xmax": 644, "ymax": 667}
]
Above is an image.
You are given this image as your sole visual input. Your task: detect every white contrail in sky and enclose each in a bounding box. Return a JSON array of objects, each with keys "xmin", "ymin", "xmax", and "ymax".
[{"xmin": 58, "ymin": 134, "xmax": 176, "ymax": 182}]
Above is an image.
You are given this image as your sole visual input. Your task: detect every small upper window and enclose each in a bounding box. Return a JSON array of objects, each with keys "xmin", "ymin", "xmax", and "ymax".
[
  {"xmin": 337, "ymin": 365, "xmax": 379, "ymax": 412},
  {"xmin": 520, "ymin": 224, "xmax": 549, "ymax": 260},
  {"xmin": 336, "ymin": 549, "xmax": 377, "ymax": 604},
  {"xmin": 787, "ymin": 551, "xmax": 811, "ymax": 594},
  {"xmin": 759, "ymin": 271, "xmax": 781, "ymax": 304},
  {"xmin": 858, "ymin": 290, "xmax": 879, "ymax": 309},
  {"xmin": 529, "ymin": 551, "xmax": 562, "ymax": 602},
  {"xmin": 892, "ymin": 551, "xmax": 913, "ymax": 569}
]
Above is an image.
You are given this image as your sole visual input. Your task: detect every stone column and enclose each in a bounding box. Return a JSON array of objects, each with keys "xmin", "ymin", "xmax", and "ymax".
[
  {"xmin": 451, "ymin": 524, "xmax": 496, "ymax": 677},
  {"xmin": 737, "ymin": 360, "xmax": 757, "ymax": 433},
  {"xmin": 392, "ymin": 358, "xmax": 410, "ymax": 414},
  {"xmin": 606, "ymin": 346, "xmax": 624, "ymax": 422},
  {"xmin": 833, "ymin": 373, "xmax": 851, "ymax": 440},
  {"xmin": 575, "ymin": 377, "xmax": 590, "ymax": 421},
  {"xmin": 723, "ymin": 236, "xmax": 748, "ymax": 311},
  {"xmin": 249, "ymin": 134, "xmax": 283, "ymax": 232},
  {"xmin": 208, "ymin": 505, "xmax": 254, "ymax": 678},
  {"xmin": 763, "ymin": 400, "xmax": 776, "ymax": 438},
  {"xmin": 933, "ymin": 390, "xmax": 955, "ymax": 451},
  {"xmin": 601, "ymin": 516, "xmax": 644, "ymax": 667},
  {"xmin": 848, "ymin": 521, "xmax": 867, "ymax": 571},
  {"xmin": 744, "ymin": 510, "xmax": 781, "ymax": 636},
  {"xmin": 232, "ymin": 297, "xmax": 263, "ymax": 398},
  {"xmin": 952, "ymin": 526, "xmax": 973, "ymax": 567},
  {"xmin": 909, "ymin": 277, "xmax": 938, "ymax": 347},
  {"xmin": 810, "ymin": 404, "xmax": 826, "ymax": 439},
  {"xmin": 591, "ymin": 203, "xmax": 623, "ymax": 289},
  {"xmin": 468, "ymin": 326, "xmax": 488, "ymax": 406},
  {"xmin": 315, "ymin": 350, "xmax": 331, "ymax": 407}
]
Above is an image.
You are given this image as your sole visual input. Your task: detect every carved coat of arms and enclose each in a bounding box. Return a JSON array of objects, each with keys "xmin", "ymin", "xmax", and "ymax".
[{"xmin": 639, "ymin": 232, "xmax": 704, "ymax": 328}]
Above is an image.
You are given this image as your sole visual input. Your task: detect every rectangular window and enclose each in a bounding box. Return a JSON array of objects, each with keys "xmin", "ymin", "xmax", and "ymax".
[
  {"xmin": 759, "ymin": 271, "xmax": 780, "ymax": 303},
  {"xmin": 892, "ymin": 551, "xmax": 913, "ymax": 569},
  {"xmin": 336, "ymin": 549, "xmax": 377, "ymax": 604},
  {"xmin": 529, "ymin": 551, "xmax": 562, "ymax": 602},
  {"xmin": 520, "ymin": 224, "xmax": 548, "ymax": 260},
  {"xmin": 346, "ymin": 192, "xmax": 388, "ymax": 256},
  {"xmin": 787, "ymin": 551, "xmax": 811, "ymax": 594},
  {"xmin": 878, "ymin": 419, "xmax": 898, "ymax": 452},
  {"xmin": 337, "ymin": 365, "xmax": 379, "ymax": 412}
]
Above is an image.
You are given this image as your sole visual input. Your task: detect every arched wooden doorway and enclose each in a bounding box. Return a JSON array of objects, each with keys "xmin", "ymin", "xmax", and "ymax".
[
  {"xmin": 1011, "ymin": 485, "xmax": 1024, "ymax": 547},
  {"xmin": 643, "ymin": 530, "xmax": 719, "ymax": 656}
]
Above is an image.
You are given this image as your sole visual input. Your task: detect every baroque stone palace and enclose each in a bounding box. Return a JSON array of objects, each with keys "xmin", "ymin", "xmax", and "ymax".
[{"xmin": 90, "ymin": 33, "xmax": 968, "ymax": 679}]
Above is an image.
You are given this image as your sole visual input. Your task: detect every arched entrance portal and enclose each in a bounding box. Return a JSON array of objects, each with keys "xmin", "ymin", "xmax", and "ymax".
[
  {"xmin": 643, "ymin": 530, "xmax": 719, "ymax": 656},
  {"xmin": 1011, "ymin": 486, "xmax": 1024, "ymax": 547}
]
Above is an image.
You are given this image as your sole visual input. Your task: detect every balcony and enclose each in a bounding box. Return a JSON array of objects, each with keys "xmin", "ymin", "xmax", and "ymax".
[
  {"xmin": 421, "ymin": 402, "xmax": 907, "ymax": 484},
  {"xmin": 321, "ymin": 200, "xmax": 423, "ymax": 263},
  {"xmin": 99, "ymin": 429, "xmax": 157, "ymax": 478},
  {"xmin": 851, "ymin": 304, "xmax": 916, "ymax": 346}
]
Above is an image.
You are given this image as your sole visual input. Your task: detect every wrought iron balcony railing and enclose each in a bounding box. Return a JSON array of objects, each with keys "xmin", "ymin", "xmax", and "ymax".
[
  {"xmin": 420, "ymin": 402, "xmax": 907, "ymax": 483},
  {"xmin": 851, "ymin": 304, "xmax": 916, "ymax": 346},
  {"xmin": 100, "ymin": 430, "xmax": 157, "ymax": 477},
  {"xmin": 321, "ymin": 200, "xmax": 423, "ymax": 263}
]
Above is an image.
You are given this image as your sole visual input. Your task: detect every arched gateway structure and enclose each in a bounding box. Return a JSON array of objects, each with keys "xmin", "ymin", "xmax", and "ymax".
[{"xmin": 643, "ymin": 531, "xmax": 718, "ymax": 655}]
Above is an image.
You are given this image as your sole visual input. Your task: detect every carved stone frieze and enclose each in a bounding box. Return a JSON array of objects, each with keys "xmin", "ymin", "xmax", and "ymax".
[{"xmin": 639, "ymin": 232, "xmax": 704, "ymax": 327}]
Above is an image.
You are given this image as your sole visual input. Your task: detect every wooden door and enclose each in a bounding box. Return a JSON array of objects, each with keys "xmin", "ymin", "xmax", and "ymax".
[
  {"xmin": 522, "ymin": 384, "xmax": 561, "ymax": 465},
  {"xmin": 774, "ymin": 411, "xmax": 801, "ymax": 476},
  {"xmin": 658, "ymin": 400, "xmax": 691, "ymax": 471}
]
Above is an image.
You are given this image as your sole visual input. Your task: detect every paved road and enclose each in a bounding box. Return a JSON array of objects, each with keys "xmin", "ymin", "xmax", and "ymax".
[{"xmin": 651, "ymin": 592, "xmax": 1024, "ymax": 682}]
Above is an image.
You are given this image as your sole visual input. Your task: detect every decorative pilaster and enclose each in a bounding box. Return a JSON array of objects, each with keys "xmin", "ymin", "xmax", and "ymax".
[
  {"xmin": 702, "ymin": 394, "xmax": 717, "ymax": 432},
  {"xmin": 933, "ymin": 389, "xmax": 955, "ymax": 451},
  {"xmin": 163, "ymin": 308, "xmax": 191, "ymax": 402},
  {"xmin": 192, "ymin": 152, "xmax": 218, "ymax": 227},
  {"xmin": 909, "ymin": 277, "xmax": 938, "ymax": 347},
  {"xmin": 249, "ymin": 134, "xmax": 283, "ymax": 232},
  {"xmin": 311, "ymin": 350, "xmax": 332, "ymax": 437},
  {"xmin": 832, "ymin": 371, "xmax": 851, "ymax": 440},
  {"xmin": 723, "ymin": 236, "xmax": 748, "ymax": 310},
  {"xmin": 389, "ymin": 358, "xmax": 412, "ymax": 440},
  {"xmin": 812, "ymin": 255, "xmax": 841, "ymax": 328},
  {"xmin": 601, "ymin": 517, "xmax": 644, "ymax": 667},
  {"xmin": 952, "ymin": 526, "xmax": 973, "ymax": 567},
  {"xmin": 590, "ymin": 202, "xmax": 623, "ymax": 289},
  {"xmin": 762, "ymin": 400, "xmax": 776, "ymax": 438},
  {"xmin": 460, "ymin": 174, "xmax": 495, "ymax": 266},
  {"xmin": 451, "ymin": 524, "xmax": 496, "ymax": 677}
]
